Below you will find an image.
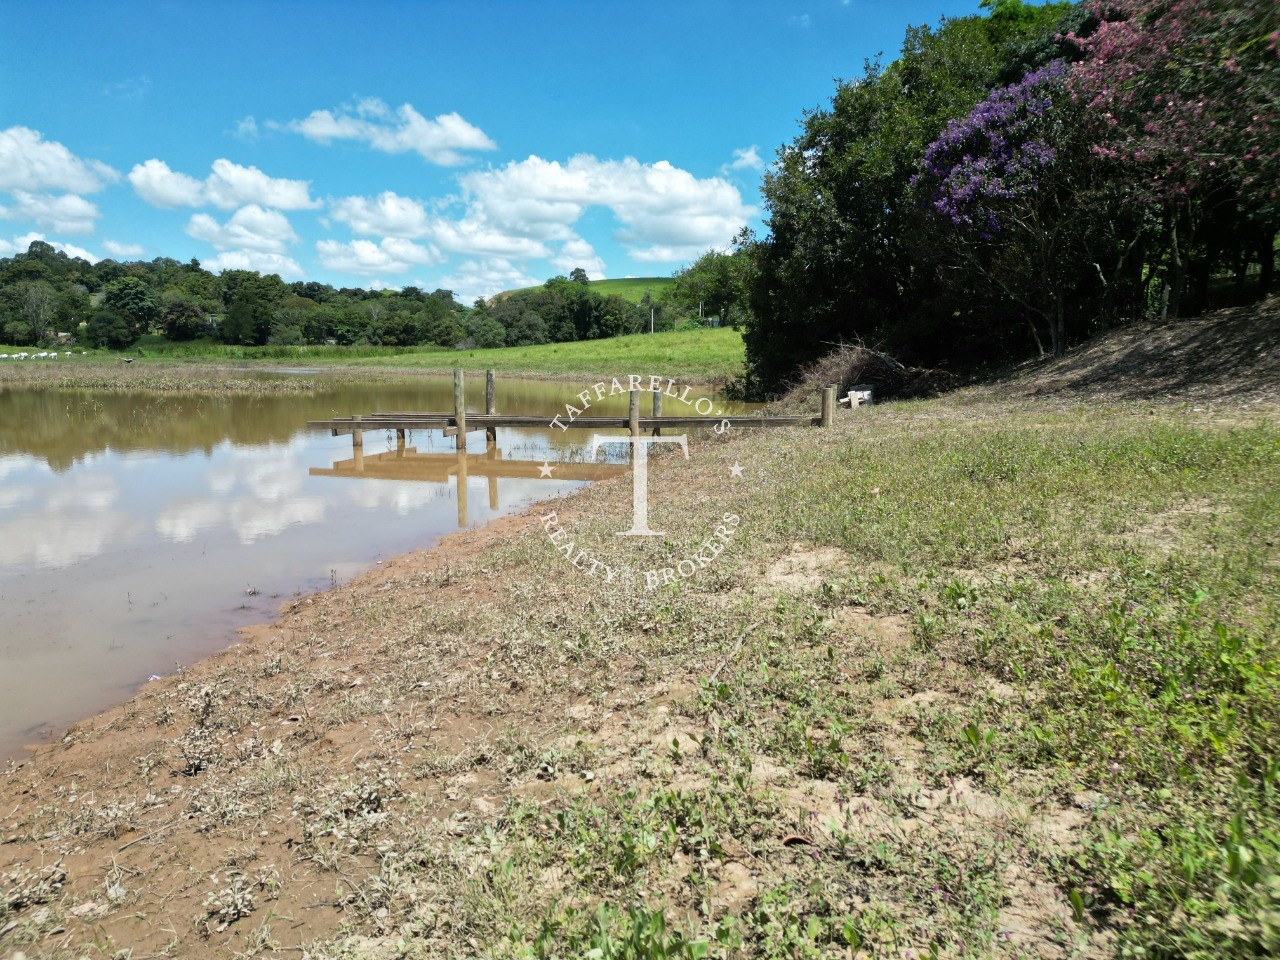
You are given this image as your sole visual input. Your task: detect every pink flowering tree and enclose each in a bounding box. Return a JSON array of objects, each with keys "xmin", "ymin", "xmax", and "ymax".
[{"xmin": 1068, "ymin": 0, "xmax": 1280, "ymax": 311}]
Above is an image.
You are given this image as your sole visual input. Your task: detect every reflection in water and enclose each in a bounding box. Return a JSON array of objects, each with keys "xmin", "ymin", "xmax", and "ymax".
[
  {"xmin": 312, "ymin": 443, "xmax": 628, "ymax": 527},
  {"xmin": 0, "ymin": 374, "xmax": 752, "ymax": 761}
]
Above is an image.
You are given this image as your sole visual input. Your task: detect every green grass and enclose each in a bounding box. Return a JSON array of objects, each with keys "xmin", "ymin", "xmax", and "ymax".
[
  {"xmin": 128, "ymin": 335, "xmax": 437, "ymax": 361},
  {"xmin": 500, "ymin": 276, "xmax": 675, "ymax": 304},
  {"xmin": 14, "ymin": 327, "xmax": 744, "ymax": 383},
  {"xmin": 347, "ymin": 326, "xmax": 744, "ymax": 381}
]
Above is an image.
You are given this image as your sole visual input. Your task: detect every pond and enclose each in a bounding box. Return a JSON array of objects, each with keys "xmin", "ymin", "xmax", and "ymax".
[{"xmin": 0, "ymin": 372, "xmax": 742, "ymax": 760}]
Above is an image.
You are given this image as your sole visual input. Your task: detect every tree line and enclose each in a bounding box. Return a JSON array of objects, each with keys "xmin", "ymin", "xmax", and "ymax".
[
  {"xmin": 0, "ymin": 243, "xmax": 473, "ymax": 351},
  {"xmin": 730, "ymin": 0, "xmax": 1279, "ymax": 395},
  {"xmin": 0, "ymin": 245, "xmax": 741, "ymax": 353}
]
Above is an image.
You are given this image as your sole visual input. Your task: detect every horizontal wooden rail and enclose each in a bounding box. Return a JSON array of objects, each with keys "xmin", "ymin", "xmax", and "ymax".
[{"xmin": 308, "ymin": 413, "xmax": 820, "ymax": 434}]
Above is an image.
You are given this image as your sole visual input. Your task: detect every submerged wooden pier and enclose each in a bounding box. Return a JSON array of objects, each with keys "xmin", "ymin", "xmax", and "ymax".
[
  {"xmin": 310, "ymin": 442, "xmax": 629, "ymax": 527},
  {"xmin": 307, "ymin": 369, "xmax": 835, "ymax": 452}
]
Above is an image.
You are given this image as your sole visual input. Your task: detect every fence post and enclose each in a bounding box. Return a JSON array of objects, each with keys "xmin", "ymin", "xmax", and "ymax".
[
  {"xmin": 821, "ymin": 386, "xmax": 835, "ymax": 428},
  {"xmin": 628, "ymin": 390, "xmax": 640, "ymax": 440},
  {"xmin": 652, "ymin": 389, "xmax": 662, "ymax": 436},
  {"xmin": 485, "ymin": 369, "xmax": 497, "ymax": 443},
  {"xmin": 454, "ymin": 369, "xmax": 467, "ymax": 452}
]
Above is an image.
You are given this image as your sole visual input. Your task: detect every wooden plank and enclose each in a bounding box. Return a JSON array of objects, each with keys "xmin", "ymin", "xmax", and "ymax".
[
  {"xmin": 310, "ymin": 449, "xmax": 628, "ymax": 482},
  {"xmin": 308, "ymin": 414, "xmax": 821, "ymax": 433}
]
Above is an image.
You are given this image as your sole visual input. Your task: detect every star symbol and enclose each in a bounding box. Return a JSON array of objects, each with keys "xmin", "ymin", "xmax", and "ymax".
[
  {"xmin": 729, "ymin": 461, "xmax": 745, "ymax": 478},
  {"xmin": 538, "ymin": 461, "xmax": 555, "ymax": 478}
]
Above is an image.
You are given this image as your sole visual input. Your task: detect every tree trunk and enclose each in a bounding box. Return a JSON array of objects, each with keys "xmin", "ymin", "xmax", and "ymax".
[
  {"xmin": 1028, "ymin": 316, "xmax": 1046, "ymax": 358},
  {"xmin": 1234, "ymin": 243, "xmax": 1250, "ymax": 303},
  {"xmin": 1169, "ymin": 217, "xmax": 1186, "ymax": 319},
  {"xmin": 1261, "ymin": 231, "xmax": 1276, "ymax": 297}
]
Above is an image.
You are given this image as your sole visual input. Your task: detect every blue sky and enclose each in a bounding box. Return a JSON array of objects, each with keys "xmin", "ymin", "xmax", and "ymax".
[{"xmin": 0, "ymin": 0, "xmax": 979, "ymax": 301}]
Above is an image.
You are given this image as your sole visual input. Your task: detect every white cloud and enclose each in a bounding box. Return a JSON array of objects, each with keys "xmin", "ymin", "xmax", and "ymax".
[
  {"xmin": 102, "ymin": 239, "xmax": 144, "ymax": 258},
  {"xmin": 128, "ymin": 157, "xmax": 319, "ymax": 210},
  {"xmin": 0, "ymin": 191, "xmax": 100, "ymax": 233},
  {"xmin": 127, "ymin": 159, "xmax": 205, "ymax": 208},
  {"xmin": 723, "ymin": 145, "xmax": 765, "ymax": 172},
  {"xmin": 0, "ymin": 127, "xmax": 118, "ymax": 194},
  {"xmin": 203, "ymin": 250, "xmax": 304, "ymax": 279},
  {"xmin": 284, "ymin": 98, "xmax": 496, "ymax": 165},
  {"xmin": 234, "ymin": 116, "xmax": 259, "ymax": 141},
  {"xmin": 550, "ymin": 237, "xmax": 605, "ymax": 278},
  {"xmin": 437, "ymin": 257, "xmax": 540, "ymax": 304},
  {"xmin": 457, "ymin": 154, "xmax": 754, "ymax": 263},
  {"xmin": 186, "ymin": 204, "xmax": 298, "ymax": 254},
  {"xmin": 0, "ymin": 232, "xmax": 98, "ymax": 262},
  {"xmin": 424, "ymin": 217, "xmax": 550, "ymax": 258},
  {"xmin": 330, "ymin": 191, "xmax": 430, "ymax": 238},
  {"xmin": 316, "ymin": 237, "xmax": 442, "ymax": 276},
  {"xmin": 205, "ymin": 158, "xmax": 319, "ymax": 210}
]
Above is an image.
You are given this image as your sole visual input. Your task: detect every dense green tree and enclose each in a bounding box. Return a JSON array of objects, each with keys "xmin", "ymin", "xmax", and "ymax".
[
  {"xmin": 161, "ymin": 298, "xmax": 207, "ymax": 341},
  {"xmin": 16, "ymin": 280, "xmax": 59, "ymax": 345},
  {"xmin": 83, "ymin": 308, "xmax": 140, "ymax": 349},
  {"xmin": 218, "ymin": 275, "xmax": 285, "ymax": 345},
  {"xmin": 465, "ymin": 313, "xmax": 507, "ymax": 349},
  {"xmin": 421, "ymin": 311, "xmax": 465, "ymax": 347},
  {"xmin": 102, "ymin": 276, "xmax": 160, "ymax": 335},
  {"xmin": 666, "ymin": 243, "xmax": 754, "ymax": 329}
]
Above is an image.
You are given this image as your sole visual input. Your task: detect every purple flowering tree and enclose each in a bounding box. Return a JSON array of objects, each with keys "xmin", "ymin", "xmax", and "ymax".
[{"xmin": 914, "ymin": 61, "xmax": 1091, "ymax": 356}]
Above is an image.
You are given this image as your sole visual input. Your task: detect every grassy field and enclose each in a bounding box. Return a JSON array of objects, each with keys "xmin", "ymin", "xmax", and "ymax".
[
  {"xmin": 1, "ymin": 386, "xmax": 1276, "ymax": 959},
  {"xmin": 349, "ymin": 326, "xmax": 743, "ymax": 381},
  {"xmin": 500, "ymin": 276, "xmax": 675, "ymax": 303},
  {"xmin": 0, "ymin": 328, "xmax": 745, "ymax": 384}
]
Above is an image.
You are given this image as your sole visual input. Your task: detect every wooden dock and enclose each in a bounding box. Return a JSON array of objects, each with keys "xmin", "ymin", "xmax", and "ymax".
[
  {"xmin": 306, "ymin": 369, "xmax": 834, "ymax": 451},
  {"xmin": 311, "ymin": 444, "xmax": 628, "ymax": 527}
]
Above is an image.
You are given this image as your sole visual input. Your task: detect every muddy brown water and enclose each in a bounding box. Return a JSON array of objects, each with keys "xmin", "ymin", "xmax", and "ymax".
[{"xmin": 0, "ymin": 372, "xmax": 747, "ymax": 760}]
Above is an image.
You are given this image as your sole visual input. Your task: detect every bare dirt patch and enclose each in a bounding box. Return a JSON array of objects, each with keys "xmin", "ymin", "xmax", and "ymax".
[
  {"xmin": 764, "ymin": 544, "xmax": 850, "ymax": 592},
  {"xmin": 998, "ymin": 295, "xmax": 1280, "ymax": 406}
]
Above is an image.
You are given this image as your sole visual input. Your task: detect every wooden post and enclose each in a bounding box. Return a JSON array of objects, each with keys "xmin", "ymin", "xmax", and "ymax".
[
  {"xmin": 485, "ymin": 369, "xmax": 497, "ymax": 444},
  {"xmin": 821, "ymin": 386, "xmax": 835, "ymax": 428},
  {"xmin": 352, "ymin": 417, "xmax": 364, "ymax": 471},
  {"xmin": 395, "ymin": 428, "xmax": 406, "ymax": 451},
  {"xmin": 652, "ymin": 389, "xmax": 662, "ymax": 437},
  {"xmin": 486, "ymin": 443, "xmax": 500, "ymax": 510},
  {"xmin": 628, "ymin": 390, "xmax": 640, "ymax": 441},
  {"xmin": 455, "ymin": 446, "xmax": 469, "ymax": 528},
  {"xmin": 453, "ymin": 368, "xmax": 467, "ymax": 453}
]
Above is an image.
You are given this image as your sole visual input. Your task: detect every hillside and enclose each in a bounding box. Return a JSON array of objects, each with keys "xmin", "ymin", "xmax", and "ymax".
[
  {"xmin": 998, "ymin": 295, "xmax": 1280, "ymax": 405},
  {"xmin": 497, "ymin": 276, "xmax": 674, "ymax": 304}
]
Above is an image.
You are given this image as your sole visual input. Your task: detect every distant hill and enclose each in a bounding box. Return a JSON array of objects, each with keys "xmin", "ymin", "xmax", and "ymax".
[{"xmin": 495, "ymin": 276, "xmax": 674, "ymax": 305}]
